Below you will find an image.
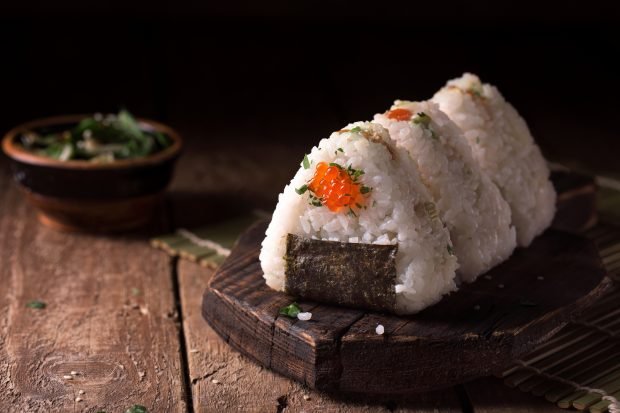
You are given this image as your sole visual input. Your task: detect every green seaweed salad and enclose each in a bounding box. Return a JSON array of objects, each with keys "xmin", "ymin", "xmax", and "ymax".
[{"xmin": 19, "ymin": 110, "xmax": 171, "ymax": 162}]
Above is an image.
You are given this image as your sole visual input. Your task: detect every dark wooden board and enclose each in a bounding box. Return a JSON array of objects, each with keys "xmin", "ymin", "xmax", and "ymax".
[
  {"xmin": 202, "ymin": 172, "xmax": 611, "ymax": 395},
  {"xmin": 180, "ymin": 258, "xmax": 465, "ymax": 413},
  {"xmin": 203, "ymin": 221, "xmax": 611, "ymax": 394}
]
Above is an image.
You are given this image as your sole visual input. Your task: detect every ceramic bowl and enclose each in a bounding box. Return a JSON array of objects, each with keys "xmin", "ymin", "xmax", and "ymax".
[{"xmin": 2, "ymin": 114, "xmax": 182, "ymax": 232}]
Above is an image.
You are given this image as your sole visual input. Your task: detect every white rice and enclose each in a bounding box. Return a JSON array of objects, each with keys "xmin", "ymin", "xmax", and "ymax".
[
  {"xmin": 259, "ymin": 122, "xmax": 458, "ymax": 314},
  {"xmin": 432, "ymin": 73, "xmax": 556, "ymax": 246},
  {"xmin": 374, "ymin": 101, "xmax": 516, "ymax": 281}
]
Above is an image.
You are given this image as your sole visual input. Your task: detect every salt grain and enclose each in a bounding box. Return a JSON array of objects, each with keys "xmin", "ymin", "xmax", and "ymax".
[
  {"xmin": 474, "ymin": 305, "xmax": 481, "ymax": 311},
  {"xmin": 498, "ymin": 284, "xmax": 505, "ymax": 289},
  {"xmin": 70, "ymin": 371, "xmax": 78, "ymax": 375},
  {"xmin": 211, "ymin": 379, "xmax": 220, "ymax": 385},
  {"xmin": 78, "ymin": 390, "xmax": 85, "ymax": 395},
  {"xmin": 376, "ymin": 324, "xmax": 385, "ymax": 335},
  {"xmin": 63, "ymin": 375, "xmax": 73, "ymax": 380},
  {"xmin": 303, "ymin": 394, "xmax": 311, "ymax": 401},
  {"xmin": 75, "ymin": 397, "xmax": 82, "ymax": 402},
  {"xmin": 537, "ymin": 276, "xmax": 544, "ymax": 281},
  {"xmin": 297, "ymin": 312, "xmax": 312, "ymax": 321}
]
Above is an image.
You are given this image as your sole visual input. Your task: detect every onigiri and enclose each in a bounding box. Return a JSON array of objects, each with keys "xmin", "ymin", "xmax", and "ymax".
[
  {"xmin": 259, "ymin": 122, "xmax": 458, "ymax": 314},
  {"xmin": 432, "ymin": 73, "xmax": 556, "ymax": 247},
  {"xmin": 374, "ymin": 100, "xmax": 516, "ymax": 281}
]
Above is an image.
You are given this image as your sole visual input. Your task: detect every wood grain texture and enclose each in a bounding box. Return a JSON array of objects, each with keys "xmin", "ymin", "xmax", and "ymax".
[
  {"xmin": 179, "ymin": 258, "xmax": 465, "ymax": 412},
  {"xmin": 0, "ymin": 165, "xmax": 188, "ymax": 412},
  {"xmin": 203, "ymin": 215, "xmax": 610, "ymax": 394}
]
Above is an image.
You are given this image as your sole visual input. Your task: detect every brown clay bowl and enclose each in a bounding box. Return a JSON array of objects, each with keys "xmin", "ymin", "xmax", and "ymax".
[{"xmin": 2, "ymin": 114, "xmax": 182, "ymax": 232}]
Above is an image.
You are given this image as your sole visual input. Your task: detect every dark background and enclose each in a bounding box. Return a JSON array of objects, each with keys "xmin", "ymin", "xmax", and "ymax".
[{"xmin": 1, "ymin": 2, "xmax": 619, "ymax": 176}]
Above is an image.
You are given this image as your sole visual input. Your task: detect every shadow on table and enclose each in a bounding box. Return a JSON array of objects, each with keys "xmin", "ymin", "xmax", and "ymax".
[
  {"xmin": 165, "ymin": 190, "xmax": 273, "ymax": 230},
  {"xmin": 46, "ymin": 190, "xmax": 272, "ymax": 241},
  {"xmin": 312, "ymin": 385, "xmax": 470, "ymax": 411}
]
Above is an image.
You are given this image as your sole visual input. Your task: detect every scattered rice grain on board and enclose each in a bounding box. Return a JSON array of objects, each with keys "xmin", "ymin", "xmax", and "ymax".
[{"xmin": 297, "ymin": 312, "xmax": 312, "ymax": 321}]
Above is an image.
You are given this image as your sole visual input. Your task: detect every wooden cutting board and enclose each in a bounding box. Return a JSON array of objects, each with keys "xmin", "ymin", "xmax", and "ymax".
[{"xmin": 202, "ymin": 173, "xmax": 612, "ymax": 394}]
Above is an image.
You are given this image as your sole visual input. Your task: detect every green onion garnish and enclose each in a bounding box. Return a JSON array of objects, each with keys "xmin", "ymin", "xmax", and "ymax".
[{"xmin": 279, "ymin": 302, "xmax": 302, "ymax": 318}]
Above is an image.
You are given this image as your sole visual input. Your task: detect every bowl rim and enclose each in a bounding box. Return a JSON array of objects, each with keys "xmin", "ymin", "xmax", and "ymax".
[{"xmin": 2, "ymin": 114, "xmax": 183, "ymax": 170}]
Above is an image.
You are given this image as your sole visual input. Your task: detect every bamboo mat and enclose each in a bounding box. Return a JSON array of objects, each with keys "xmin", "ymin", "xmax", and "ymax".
[
  {"xmin": 151, "ymin": 212, "xmax": 267, "ymax": 267},
  {"xmin": 151, "ymin": 177, "xmax": 620, "ymax": 412},
  {"xmin": 500, "ymin": 223, "xmax": 620, "ymax": 413},
  {"xmin": 497, "ymin": 177, "xmax": 620, "ymax": 413}
]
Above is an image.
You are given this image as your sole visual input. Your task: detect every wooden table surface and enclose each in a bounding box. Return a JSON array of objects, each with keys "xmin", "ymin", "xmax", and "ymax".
[{"xmin": 0, "ymin": 137, "xmax": 568, "ymax": 413}]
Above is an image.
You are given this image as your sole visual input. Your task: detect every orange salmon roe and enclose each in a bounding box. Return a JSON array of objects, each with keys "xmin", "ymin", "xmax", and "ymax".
[
  {"xmin": 386, "ymin": 108, "xmax": 413, "ymax": 121},
  {"xmin": 308, "ymin": 162, "xmax": 364, "ymax": 212}
]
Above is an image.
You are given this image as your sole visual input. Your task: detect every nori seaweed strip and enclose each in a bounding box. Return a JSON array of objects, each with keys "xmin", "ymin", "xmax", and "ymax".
[{"xmin": 284, "ymin": 234, "xmax": 398, "ymax": 312}]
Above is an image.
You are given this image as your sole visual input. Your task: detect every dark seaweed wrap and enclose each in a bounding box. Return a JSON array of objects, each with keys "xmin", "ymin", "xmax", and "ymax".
[{"xmin": 284, "ymin": 233, "xmax": 398, "ymax": 312}]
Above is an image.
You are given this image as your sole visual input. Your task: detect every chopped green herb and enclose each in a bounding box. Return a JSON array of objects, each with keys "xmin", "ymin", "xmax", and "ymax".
[
  {"xmin": 329, "ymin": 162, "xmax": 343, "ymax": 169},
  {"xmin": 424, "ymin": 202, "xmax": 439, "ymax": 221},
  {"xmin": 153, "ymin": 131, "xmax": 170, "ymax": 147},
  {"xmin": 41, "ymin": 142, "xmax": 74, "ymax": 161},
  {"xmin": 337, "ymin": 147, "xmax": 344, "ymax": 153},
  {"xmin": 310, "ymin": 199, "xmax": 323, "ymax": 207},
  {"xmin": 348, "ymin": 207, "xmax": 358, "ymax": 217},
  {"xmin": 355, "ymin": 203, "xmax": 363, "ymax": 209},
  {"xmin": 350, "ymin": 126, "xmax": 362, "ymax": 133},
  {"xmin": 26, "ymin": 300, "xmax": 46, "ymax": 309},
  {"xmin": 125, "ymin": 405, "xmax": 148, "ymax": 413},
  {"xmin": 308, "ymin": 193, "xmax": 323, "ymax": 207},
  {"xmin": 468, "ymin": 85, "xmax": 484, "ymax": 97},
  {"xmin": 447, "ymin": 244, "xmax": 455, "ymax": 256},
  {"xmin": 412, "ymin": 112, "xmax": 438, "ymax": 140},
  {"xmin": 346, "ymin": 165, "xmax": 365, "ymax": 181},
  {"xmin": 302, "ymin": 154, "xmax": 311, "ymax": 170},
  {"xmin": 360, "ymin": 185, "xmax": 372, "ymax": 194},
  {"xmin": 19, "ymin": 109, "xmax": 171, "ymax": 162},
  {"xmin": 412, "ymin": 112, "xmax": 431, "ymax": 127},
  {"xmin": 295, "ymin": 185, "xmax": 308, "ymax": 195},
  {"xmin": 279, "ymin": 302, "xmax": 302, "ymax": 318}
]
